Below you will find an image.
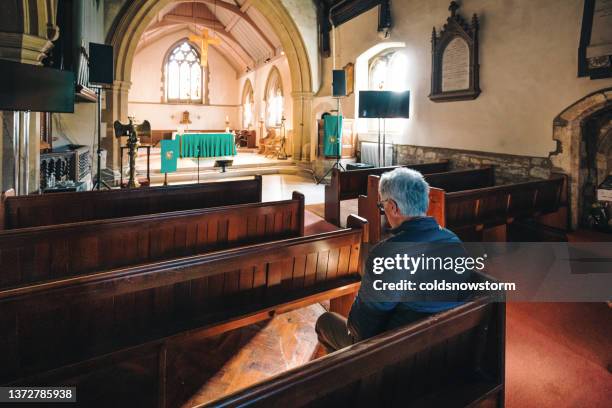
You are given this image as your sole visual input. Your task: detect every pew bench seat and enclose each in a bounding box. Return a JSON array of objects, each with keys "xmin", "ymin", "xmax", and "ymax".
[
  {"xmin": 0, "ymin": 215, "xmax": 369, "ymax": 392},
  {"xmin": 204, "ymin": 289, "xmax": 505, "ymax": 408}
]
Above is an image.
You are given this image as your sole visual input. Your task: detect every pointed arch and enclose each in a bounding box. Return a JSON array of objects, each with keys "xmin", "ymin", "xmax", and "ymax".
[
  {"xmin": 162, "ymin": 38, "xmax": 205, "ymax": 104},
  {"xmin": 241, "ymin": 79, "xmax": 255, "ymax": 128},
  {"xmin": 106, "ymin": 0, "xmax": 313, "ymax": 166},
  {"xmin": 264, "ymin": 65, "xmax": 284, "ymax": 99},
  {"xmin": 264, "ymin": 66, "xmax": 284, "ymax": 127}
]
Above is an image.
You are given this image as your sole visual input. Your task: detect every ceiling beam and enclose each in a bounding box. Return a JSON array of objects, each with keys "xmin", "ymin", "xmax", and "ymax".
[
  {"xmin": 161, "ymin": 15, "xmax": 255, "ymax": 62},
  {"xmin": 176, "ymin": 0, "xmax": 276, "ymax": 53},
  {"xmin": 140, "ymin": 24, "xmax": 250, "ymax": 73}
]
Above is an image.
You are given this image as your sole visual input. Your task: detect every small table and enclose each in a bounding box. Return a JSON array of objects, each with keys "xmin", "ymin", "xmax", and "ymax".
[{"xmin": 120, "ymin": 143, "xmax": 151, "ymax": 187}]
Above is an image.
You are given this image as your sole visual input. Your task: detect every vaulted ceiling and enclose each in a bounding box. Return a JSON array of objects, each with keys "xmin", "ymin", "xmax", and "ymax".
[{"xmin": 138, "ymin": 0, "xmax": 283, "ymax": 73}]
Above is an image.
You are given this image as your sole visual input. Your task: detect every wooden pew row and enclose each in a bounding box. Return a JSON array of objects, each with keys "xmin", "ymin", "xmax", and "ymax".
[
  {"xmin": 0, "ymin": 176, "xmax": 263, "ymax": 230},
  {"xmin": 358, "ymin": 167, "xmax": 496, "ymax": 243},
  {"xmin": 0, "ymin": 192, "xmax": 305, "ymax": 289},
  {"xmin": 361, "ymin": 171, "xmax": 567, "ymax": 243},
  {"xmin": 0, "ymin": 216, "xmax": 368, "ymax": 390},
  {"xmin": 324, "ymin": 161, "xmax": 450, "ymax": 226},
  {"xmin": 205, "ymin": 291, "xmax": 505, "ymax": 408}
]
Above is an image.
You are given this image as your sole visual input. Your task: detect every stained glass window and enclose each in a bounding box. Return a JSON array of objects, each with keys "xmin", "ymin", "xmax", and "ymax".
[{"xmin": 166, "ymin": 41, "xmax": 202, "ymax": 103}]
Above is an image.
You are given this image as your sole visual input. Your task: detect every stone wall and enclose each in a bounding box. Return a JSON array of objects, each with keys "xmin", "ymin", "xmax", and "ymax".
[{"xmin": 392, "ymin": 144, "xmax": 554, "ymax": 185}]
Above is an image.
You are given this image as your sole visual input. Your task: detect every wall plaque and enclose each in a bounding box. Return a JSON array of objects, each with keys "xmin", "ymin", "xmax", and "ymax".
[
  {"xmin": 429, "ymin": 1, "xmax": 480, "ymax": 102},
  {"xmin": 579, "ymin": 0, "xmax": 612, "ymax": 79}
]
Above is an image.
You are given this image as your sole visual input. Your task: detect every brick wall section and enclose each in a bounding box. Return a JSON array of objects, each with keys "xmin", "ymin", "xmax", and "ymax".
[{"xmin": 394, "ymin": 144, "xmax": 554, "ymax": 184}]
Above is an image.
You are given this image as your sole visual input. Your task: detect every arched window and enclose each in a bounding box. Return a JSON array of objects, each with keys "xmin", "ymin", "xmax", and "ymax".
[
  {"xmin": 242, "ymin": 80, "xmax": 254, "ymax": 129},
  {"xmin": 165, "ymin": 41, "xmax": 203, "ymax": 103},
  {"xmin": 369, "ymin": 51, "xmax": 408, "ymax": 91},
  {"xmin": 368, "ymin": 50, "xmax": 409, "ymax": 133},
  {"xmin": 265, "ymin": 67, "xmax": 283, "ymax": 127}
]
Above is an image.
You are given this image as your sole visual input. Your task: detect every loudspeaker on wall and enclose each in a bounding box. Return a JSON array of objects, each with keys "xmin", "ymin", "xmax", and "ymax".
[
  {"xmin": 89, "ymin": 43, "xmax": 114, "ymax": 86},
  {"xmin": 332, "ymin": 69, "xmax": 346, "ymax": 97}
]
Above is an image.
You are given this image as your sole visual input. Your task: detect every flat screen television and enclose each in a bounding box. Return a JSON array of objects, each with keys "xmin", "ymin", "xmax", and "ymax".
[
  {"xmin": 0, "ymin": 59, "xmax": 75, "ymax": 113},
  {"xmin": 358, "ymin": 90, "xmax": 410, "ymax": 119}
]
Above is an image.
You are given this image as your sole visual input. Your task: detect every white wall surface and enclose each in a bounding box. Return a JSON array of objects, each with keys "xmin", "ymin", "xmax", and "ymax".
[
  {"xmin": 128, "ymin": 29, "xmax": 240, "ymax": 130},
  {"xmin": 322, "ymin": 0, "xmax": 612, "ymax": 157}
]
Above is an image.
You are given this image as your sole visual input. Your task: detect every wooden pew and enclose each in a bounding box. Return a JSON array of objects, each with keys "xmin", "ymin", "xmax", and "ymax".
[
  {"xmin": 324, "ymin": 161, "xmax": 450, "ymax": 226},
  {"xmin": 0, "ymin": 192, "xmax": 305, "ymax": 289},
  {"xmin": 0, "ymin": 215, "xmax": 368, "ymax": 389},
  {"xmin": 360, "ymin": 170, "xmax": 567, "ymax": 243},
  {"xmin": 0, "ymin": 176, "xmax": 263, "ymax": 229},
  {"xmin": 205, "ymin": 290, "xmax": 505, "ymax": 408},
  {"xmin": 358, "ymin": 167, "xmax": 496, "ymax": 243}
]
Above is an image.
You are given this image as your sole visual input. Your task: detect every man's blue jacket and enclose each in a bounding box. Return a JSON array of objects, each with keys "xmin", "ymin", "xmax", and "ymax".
[{"xmin": 347, "ymin": 216, "xmax": 469, "ymax": 341}]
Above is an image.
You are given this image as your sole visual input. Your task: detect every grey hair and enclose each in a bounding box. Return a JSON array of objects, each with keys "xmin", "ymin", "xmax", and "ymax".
[{"xmin": 379, "ymin": 168, "xmax": 430, "ymax": 217}]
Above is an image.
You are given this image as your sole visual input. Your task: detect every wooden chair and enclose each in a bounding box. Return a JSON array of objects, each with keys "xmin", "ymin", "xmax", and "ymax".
[{"xmin": 263, "ymin": 129, "xmax": 282, "ymax": 158}]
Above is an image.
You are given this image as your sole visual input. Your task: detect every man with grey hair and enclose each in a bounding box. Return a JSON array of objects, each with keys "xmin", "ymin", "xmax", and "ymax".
[{"xmin": 316, "ymin": 168, "xmax": 467, "ymax": 351}]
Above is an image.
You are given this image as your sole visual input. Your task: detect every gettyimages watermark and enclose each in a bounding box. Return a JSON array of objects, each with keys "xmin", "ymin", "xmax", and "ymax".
[{"xmin": 358, "ymin": 242, "xmax": 612, "ymax": 303}]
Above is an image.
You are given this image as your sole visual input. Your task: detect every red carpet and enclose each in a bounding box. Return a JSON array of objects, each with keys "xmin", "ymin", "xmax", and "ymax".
[{"xmin": 506, "ymin": 302, "xmax": 611, "ymax": 407}]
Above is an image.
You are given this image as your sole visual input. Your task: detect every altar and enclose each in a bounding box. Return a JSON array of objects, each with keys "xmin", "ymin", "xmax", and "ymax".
[{"xmin": 177, "ymin": 133, "xmax": 237, "ymax": 158}]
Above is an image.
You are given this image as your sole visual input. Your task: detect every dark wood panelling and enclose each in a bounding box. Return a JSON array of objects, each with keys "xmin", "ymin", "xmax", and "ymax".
[
  {"xmin": 206, "ymin": 292, "xmax": 504, "ymax": 408},
  {"xmin": 0, "ymin": 216, "xmax": 368, "ymax": 384},
  {"xmin": 2, "ymin": 176, "xmax": 262, "ymax": 229},
  {"xmin": 0, "ymin": 192, "xmax": 304, "ymax": 288},
  {"xmin": 359, "ymin": 170, "xmax": 566, "ymax": 243},
  {"xmin": 325, "ymin": 161, "xmax": 450, "ymax": 225}
]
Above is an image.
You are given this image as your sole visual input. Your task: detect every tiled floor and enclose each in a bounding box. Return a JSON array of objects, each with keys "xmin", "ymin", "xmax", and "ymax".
[{"xmin": 261, "ymin": 174, "xmax": 324, "ymax": 205}]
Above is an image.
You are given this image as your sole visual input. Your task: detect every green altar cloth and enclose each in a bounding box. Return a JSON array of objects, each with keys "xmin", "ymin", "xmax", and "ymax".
[{"xmin": 178, "ymin": 133, "xmax": 237, "ymax": 158}]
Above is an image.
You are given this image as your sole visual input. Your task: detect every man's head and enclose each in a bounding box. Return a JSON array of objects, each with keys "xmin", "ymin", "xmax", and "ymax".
[{"xmin": 378, "ymin": 168, "xmax": 430, "ymax": 228}]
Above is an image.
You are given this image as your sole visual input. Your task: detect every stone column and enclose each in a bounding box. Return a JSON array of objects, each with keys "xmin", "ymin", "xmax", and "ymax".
[
  {"xmin": 0, "ymin": 0, "xmax": 58, "ymax": 194},
  {"xmin": 101, "ymin": 80, "xmax": 131, "ymax": 170},
  {"xmin": 291, "ymin": 91, "xmax": 314, "ymax": 161}
]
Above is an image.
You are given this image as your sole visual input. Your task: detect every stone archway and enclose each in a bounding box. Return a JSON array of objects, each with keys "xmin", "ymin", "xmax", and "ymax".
[
  {"xmin": 550, "ymin": 88, "xmax": 612, "ymax": 229},
  {"xmin": 104, "ymin": 0, "xmax": 313, "ymax": 167}
]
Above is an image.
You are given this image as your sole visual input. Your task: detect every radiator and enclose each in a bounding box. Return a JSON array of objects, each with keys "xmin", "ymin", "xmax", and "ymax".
[{"xmin": 360, "ymin": 142, "xmax": 393, "ymax": 166}]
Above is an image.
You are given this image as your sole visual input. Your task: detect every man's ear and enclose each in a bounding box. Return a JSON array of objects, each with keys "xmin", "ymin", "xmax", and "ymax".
[{"xmin": 388, "ymin": 199, "xmax": 399, "ymax": 216}]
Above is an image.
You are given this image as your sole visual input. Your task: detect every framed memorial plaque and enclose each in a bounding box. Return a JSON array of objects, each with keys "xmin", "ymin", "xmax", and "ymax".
[
  {"xmin": 429, "ymin": 1, "xmax": 481, "ymax": 102},
  {"xmin": 578, "ymin": 0, "xmax": 612, "ymax": 79}
]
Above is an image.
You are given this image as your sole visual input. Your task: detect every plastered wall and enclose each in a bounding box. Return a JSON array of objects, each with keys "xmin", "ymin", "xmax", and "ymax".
[{"xmin": 321, "ymin": 0, "xmax": 612, "ymax": 158}]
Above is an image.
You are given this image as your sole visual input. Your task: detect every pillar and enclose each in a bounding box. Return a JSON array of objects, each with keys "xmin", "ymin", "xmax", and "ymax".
[
  {"xmin": 0, "ymin": 0, "xmax": 58, "ymax": 194},
  {"xmin": 102, "ymin": 80, "xmax": 131, "ymax": 170},
  {"xmin": 292, "ymin": 91, "xmax": 314, "ymax": 161}
]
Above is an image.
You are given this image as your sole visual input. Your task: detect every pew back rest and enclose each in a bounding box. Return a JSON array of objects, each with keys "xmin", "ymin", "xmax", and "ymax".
[
  {"xmin": 204, "ymin": 295, "xmax": 505, "ymax": 408},
  {"xmin": 2, "ymin": 177, "xmax": 262, "ymax": 229},
  {"xmin": 0, "ymin": 216, "xmax": 367, "ymax": 384},
  {"xmin": 0, "ymin": 192, "xmax": 304, "ymax": 289},
  {"xmin": 332, "ymin": 161, "xmax": 450, "ymax": 200},
  {"xmin": 445, "ymin": 176, "xmax": 565, "ymax": 228},
  {"xmin": 0, "ymin": 189, "xmax": 16, "ymax": 230},
  {"xmin": 357, "ymin": 167, "xmax": 493, "ymax": 241},
  {"xmin": 425, "ymin": 166, "xmax": 495, "ymax": 192}
]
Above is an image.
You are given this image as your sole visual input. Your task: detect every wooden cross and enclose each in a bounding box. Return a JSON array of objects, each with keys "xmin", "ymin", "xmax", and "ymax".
[{"xmin": 189, "ymin": 28, "xmax": 221, "ymax": 67}]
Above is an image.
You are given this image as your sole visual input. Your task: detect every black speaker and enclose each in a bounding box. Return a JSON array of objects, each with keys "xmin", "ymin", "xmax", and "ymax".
[
  {"xmin": 332, "ymin": 69, "xmax": 346, "ymax": 97},
  {"xmin": 89, "ymin": 43, "xmax": 114, "ymax": 86}
]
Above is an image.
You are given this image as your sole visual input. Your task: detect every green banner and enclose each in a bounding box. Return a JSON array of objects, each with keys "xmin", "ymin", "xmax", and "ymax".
[
  {"xmin": 323, "ymin": 115, "xmax": 343, "ymax": 157},
  {"xmin": 161, "ymin": 139, "xmax": 179, "ymax": 173}
]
